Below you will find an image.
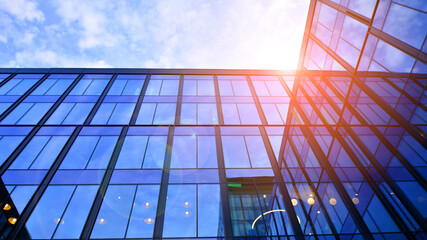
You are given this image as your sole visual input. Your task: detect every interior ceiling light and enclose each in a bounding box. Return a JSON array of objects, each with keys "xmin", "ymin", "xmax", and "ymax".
[
  {"xmin": 291, "ymin": 199, "xmax": 298, "ymax": 206},
  {"xmin": 252, "ymin": 209, "xmax": 286, "ymax": 229},
  {"xmin": 3, "ymin": 204, "xmax": 11, "ymax": 211}
]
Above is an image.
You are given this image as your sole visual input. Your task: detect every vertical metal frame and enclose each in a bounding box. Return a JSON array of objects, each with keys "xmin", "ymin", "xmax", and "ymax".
[
  {"xmin": 152, "ymin": 126, "xmax": 174, "ymax": 239},
  {"xmin": 0, "ymin": 73, "xmax": 51, "ymax": 122},
  {"xmin": 80, "ymin": 126, "xmax": 129, "ymax": 239},
  {"xmin": 7, "ymin": 126, "xmax": 83, "ymax": 239},
  {"xmin": 84, "ymin": 74, "xmax": 118, "ymax": 125}
]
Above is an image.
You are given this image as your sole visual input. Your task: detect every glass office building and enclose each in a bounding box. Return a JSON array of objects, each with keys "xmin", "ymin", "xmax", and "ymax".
[{"xmin": 0, "ymin": 1, "xmax": 425, "ymax": 240}]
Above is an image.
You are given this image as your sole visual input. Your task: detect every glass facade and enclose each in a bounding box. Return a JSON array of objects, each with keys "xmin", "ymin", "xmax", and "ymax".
[{"xmin": 0, "ymin": 1, "xmax": 426, "ymax": 239}]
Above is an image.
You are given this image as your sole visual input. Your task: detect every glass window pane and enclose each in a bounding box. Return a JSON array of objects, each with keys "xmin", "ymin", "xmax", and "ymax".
[
  {"xmin": 171, "ymin": 136, "xmax": 196, "ymax": 168},
  {"xmin": 91, "ymin": 185, "xmax": 136, "ymax": 239},
  {"xmin": 198, "ymin": 80, "xmax": 215, "ymax": 96},
  {"xmin": 163, "ymin": 185, "xmax": 197, "ymax": 237},
  {"xmin": 143, "ymin": 136, "xmax": 167, "ymax": 168},
  {"xmin": 198, "ymin": 104, "xmax": 218, "ymax": 124},
  {"xmin": 0, "ymin": 136, "xmax": 25, "ymax": 166},
  {"xmin": 181, "ymin": 104, "xmax": 197, "ymax": 124},
  {"xmin": 126, "ymin": 185, "xmax": 160, "ymax": 238},
  {"xmin": 198, "ymin": 184, "xmax": 223, "ymax": 237},
  {"xmin": 183, "ymin": 80, "xmax": 197, "ymax": 96},
  {"xmin": 222, "ymin": 136, "xmax": 251, "ymax": 168},
  {"xmin": 108, "ymin": 103, "xmax": 135, "ymax": 124},
  {"xmin": 153, "ymin": 103, "xmax": 176, "ymax": 124},
  {"xmin": 198, "ymin": 136, "xmax": 217, "ymax": 168},
  {"xmin": 245, "ymin": 136, "xmax": 270, "ymax": 168},
  {"xmin": 60, "ymin": 136, "xmax": 99, "ymax": 169},
  {"xmin": 238, "ymin": 104, "xmax": 261, "ymax": 124},
  {"xmin": 222, "ymin": 104, "xmax": 240, "ymax": 124},
  {"xmin": 232, "ymin": 81, "xmax": 251, "ymax": 96},
  {"xmin": 145, "ymin": 80, "xmax": 162, "ymax": 95},
  {"xmin": 63, "ymin": 103, "xmax": 94, "ymax": 124},
  {"xmin": 123, "ymin": 80, "xmax": 143, "ymax": 95},
  {"xmin": 25, "ymin": 186, "xmax": 75, "ymax": 239},
  {"xmin": 136, "ymin": 103, "xmax": 156, "ymax": 124},
  {"xmin": 116, "ymin": 136, "xmax": 149, "ymax": 169},
  {"xmin": 53, "ymin": 185, "xmax": 98, "ymax": 239}
]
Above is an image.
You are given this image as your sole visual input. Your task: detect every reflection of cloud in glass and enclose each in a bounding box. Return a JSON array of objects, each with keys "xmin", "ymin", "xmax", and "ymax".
[
  {"xmin": 372, "ymin": 40, "xmax": 415, "ymax": 72},
  {"xmin": 383, "ymin": 3, "xmax": 427, "ymax": 49}
]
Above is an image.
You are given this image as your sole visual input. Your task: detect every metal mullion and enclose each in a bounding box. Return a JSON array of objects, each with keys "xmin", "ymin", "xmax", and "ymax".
[
  {"xmin": 369, "ymin": 28, "xmax": 427, "ymax": 65},
  {"xmin": 214, "ymin": 126, "xmax": 234, "ymax": 239},
  {"xmin": 318, "ymin": 74, "xmax": 427, "ymax": 190},
  {"xmin": 0, "ymin": 73, "xmax": 17, "ymax": 88},
  {"xmin": 379, "ymin": 76, "xmax": 427, "ymax": 113},
  {"xmin": 0, "ymin": 73, "xmax": 51, "ymax": 122},
  {"xmin": 341, "ymin": 99, "xmax": 427, "ymax": 191},
  {"xmin": 153, "ymin": 126, "xmax": 174, "ymax": 239},
  {"xmin": 286, "ymin": 136, "xmax": 338, "ymax": 239},
  {"xmin": 213, "ymin": 75, "xmax": 224, "ymax": 125},
  {"xmin": 252, "ymin": 181, "xmax": 272, "ymax": 236},
  {"xmin": 309, "ymin": 34, "xmax": 426, "ymax": 148},
  {"xmin": 51, "ymin": 185, "xmax": 78, "ymax": 238},
  {"xmin": 333, "ymin": 130, "xmax": 416, "ymax": 238},
  {"xmin": 287, "ymin": 87, "xmax": 374, "ymax": 239},
  {"xmin": 300, "ymin": 84, "xmax": 417, "ymax": 237},
  {"xmin": 299, "ymin": 125, "xmax": 374, "ymax": 240},
  {"xmin": 339, "ymin": 124, "xmax": 427, "ymax": 234},
  {"xmin": 37, "ymin": 74, "xmax": 85, "ymax": 125},
  {"xmin": 80, "ymin": 126, "xmax": 129, "ymax": 240},
  {"xmin": 246, "ymin": 76, "xmax": 268, "ymax": 125},
  {"xmin": 7, "ymin": 125, "xmax": 83, "ymax": 239},
  {"xmin": 123, "ymin": 185, "xmax": 139, "ymax": 238},
  {"xmin": 84, "ymin": 74, "xmax": 118, "ymax": 125},
  {"xmin": 297, "ymin": 0, "xmax": 318, "ymax": 70},
  {"xmin": 318, "ymin": 0, "xmax": 371, "ymax": 25},
  {"xmin": 259, "ymin": 126, "xmax": 305, "ymax": 240},
  {"xmin": 351, "ymin": 76, "xmax": 427, "ymax": 148},
  {"xmin": 174, "ymin": 75, "xmax": 184, "ymax": 125},
  {"xmin": 310, "ymin": 34, "xmax": 355, "ymax": 73},
  {"xmin": 130, "ymin": 74, "xmax": 151, "ymax": 125},
  {"xmin": 0, "ymin": 74, "xmax": 84, "ymax": 175}
]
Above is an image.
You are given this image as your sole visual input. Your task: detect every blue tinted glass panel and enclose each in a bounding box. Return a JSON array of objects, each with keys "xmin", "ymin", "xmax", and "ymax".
[
  {"xmin": 53, "ymin": 185, "xmax": 98, "ymax": 239},
  {"xmin": 91, "ymin": 185, "xmax": 136, "ymax": 238},
  {"xmin": 116, "ymin": 136, "xmax": 149, "ymax": 169},
  {"xmin": 153, "ymin": 103, "xmax": 176, "ymax": 124},
  {"xmin": 198, "ymin": 104, "xmax": 218, "ymax": 124},
  {"xmin": 163, "ymin": 184, "xmax": 197, "ymax": 237},
  {"xmin": 198, "ymin": 136, "xmax": 217, "ymax": 168},
  {"xmin": 198, "ymin": 184, "xmax": 223, "ymax": 236},
  {"xmin": 136, "ymin": 103, "xmax": 156, "ymax": 124},
  {"xmin": 222, "ymin": 136, "xmax": 251, "ymax": 168},
  {"xmin": 126, "ymin": 185, "xmax": 160, "ymax": 238},
  {"xmin": 10, "ymin": 136, "xmax": 68, "ymax": 169},
  {"xmin": 25, "ymin": 186, "xmax": 75, "ymax": 239},
  {"xmin": 0, "ymin": 136, "xmax": 25, "ymax": 166},
  {"xmin": 8, "ymin": 185, "xmax": 38, "ymax": 213},
  {"xmin": 238, "ymin": 104, "xmax": 261, "ymax": 124},
  {"xmin": 171, "ymin": 136, "xmax": 196, "ymax": 168},
  {"xmin": 222, "ymin": 104, "xmax": 240, "ymax": 124},
  {"xmin": 181, "ymin": 103, "xmax": 196, "ymax": 124}
]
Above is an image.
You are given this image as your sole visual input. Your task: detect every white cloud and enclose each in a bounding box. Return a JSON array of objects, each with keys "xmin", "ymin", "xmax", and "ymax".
[
  {"xmin": 52, "ymin": 0, "xmax": 124, "ymax": 49},
  {"xmin": 0, "ymin": 0, "xmax": 44, "ymax": 22},
  {"xmin": 0, "ymin": 0, "xmax": 310, "ymax": 69},
  {"xmin": 3, "ymin": 49, "xmax": 112, "ymax": 68}
]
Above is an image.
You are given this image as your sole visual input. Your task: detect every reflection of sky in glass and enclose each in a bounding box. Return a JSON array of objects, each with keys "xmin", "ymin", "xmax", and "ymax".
[{"xmin": 383, "ymin": 3, "xmax": 427, "ymax": 49}]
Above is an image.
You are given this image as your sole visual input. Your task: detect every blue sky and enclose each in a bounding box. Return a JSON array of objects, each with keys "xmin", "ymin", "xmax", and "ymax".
[{"xmin": 0, "ymin": 0, "xmax": 310, "ymax": 69}]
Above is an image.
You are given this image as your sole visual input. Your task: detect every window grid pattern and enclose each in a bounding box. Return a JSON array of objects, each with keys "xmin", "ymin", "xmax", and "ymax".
[{"xmin": 0, "ymin": 69, "xmax": 423, "ymax": 239}]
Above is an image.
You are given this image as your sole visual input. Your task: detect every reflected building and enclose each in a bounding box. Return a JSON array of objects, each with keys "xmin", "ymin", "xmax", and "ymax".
[{"xmin": 0, "ymin": 0, "xmax": 426, "ymax": 239}]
